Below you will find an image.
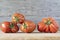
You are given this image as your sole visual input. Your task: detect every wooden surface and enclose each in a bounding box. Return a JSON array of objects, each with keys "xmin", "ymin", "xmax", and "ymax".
[{"xmin": 0, "ymin": 31, "xmax": 60, "ymax": 40}]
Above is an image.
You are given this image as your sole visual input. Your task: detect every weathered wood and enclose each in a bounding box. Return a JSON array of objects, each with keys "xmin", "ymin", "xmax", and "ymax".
[
  {"xmin": 0, "ymin": 0, "xmax": 60, "ymax": 17},
  {"xmin": 0, "ymin": 31, "xmax": 60, "ymax": 40}
]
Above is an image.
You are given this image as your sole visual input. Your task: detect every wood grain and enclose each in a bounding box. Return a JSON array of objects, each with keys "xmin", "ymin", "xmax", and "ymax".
[
  {"xmin": 0, "ymin": 0, "xmax": 60, "ymax": 17},
  {"xmin": 0, "ymin": 31, "xmax": 60, "ymax": 40}
]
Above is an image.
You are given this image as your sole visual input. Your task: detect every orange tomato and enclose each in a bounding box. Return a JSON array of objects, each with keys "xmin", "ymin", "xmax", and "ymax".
[
  {"xmin": 1, "ymin": 21, "xmax": 19, "ymax": 33},
  {"xmin": 12, "ymin": 13, "xmax": 25, "ymax": 24},
  {"xmin": 20, "ymin": 20, "xmax": 36, "ymax": 33},
  {"xmin": 37, "ymin": 17, "xmax": 59, "ymax": 33}
]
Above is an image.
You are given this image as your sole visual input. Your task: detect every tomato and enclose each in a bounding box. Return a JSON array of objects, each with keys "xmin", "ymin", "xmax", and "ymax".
[
  {"xmin": 1, "ymin": 21, "xmax": 19, "ymax": 33},
  {"xmin": 37, "ymin": 17, "xmax": 59, "ymax": 33},
  {"xmin": 20, "ymin": 20, "xmax": 36, "ymax": 33},
  {"xmin": 12, "ymin": 13, "xmax": 25, "ymax": 24}
]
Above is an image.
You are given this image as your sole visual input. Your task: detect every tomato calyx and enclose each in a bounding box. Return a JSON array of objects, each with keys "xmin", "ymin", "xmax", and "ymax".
[
  {"xmin": 10, "ymin": 23, "xmax": 14, "ymax": 28},
  {"xmin": 14, "ymin": 16, "xmax": 19, "ymax": 22},
  {"xmin": 23, "ymin": 23, "xmax": 27, "ymax": 29},
  {"xmin": 45, "ymin": 19, "xmax": 51, "ymax": 25}
]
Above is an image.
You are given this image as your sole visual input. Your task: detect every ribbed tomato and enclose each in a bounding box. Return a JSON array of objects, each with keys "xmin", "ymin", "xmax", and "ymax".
[
  {"xmin": 37, "ymin": 17, "xmax": 59, "ymax": 33},
  {"xmin": 1, "ymin": 21, "xmax": 19, "ymax": 33},
  {"xmin": 12, "ymin": 13, "xmax": 25, "ymax": 24},
  {"xmin": 20, "ymin": 20, "xmax": 36, "ymax": 33}
]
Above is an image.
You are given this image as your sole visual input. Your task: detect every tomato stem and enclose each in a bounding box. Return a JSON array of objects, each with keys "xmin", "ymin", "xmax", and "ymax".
[
  {"xmin": 23, "ymin": 23, "xmax": 27, "ymax": 29},
  {"xmin": 10, "ymin": 23, "xmax": 14, "ymax": 28},
  {"xmin": 45, "ymin": 20, "xmax": 51, "ymax": 25},
  {"xmin": 14, "ymin": 16, "xmax": 19, "ymax": 22}
]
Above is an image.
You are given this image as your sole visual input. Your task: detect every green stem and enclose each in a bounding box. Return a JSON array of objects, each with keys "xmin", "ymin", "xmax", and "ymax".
[
  {"xmin": 45, "ymin": 20, "xmax": 51, "ymax": 25},
  {"xmin": 23, "ymin": 23, "xmax": 27, "ymax": 29},
  {"xmin": 10, "ymin": 23, "xmax": 14, "ymax": 28},
  {"xmin": 14, "ymin": 16, "xmax": 19, "ymax": 22}
]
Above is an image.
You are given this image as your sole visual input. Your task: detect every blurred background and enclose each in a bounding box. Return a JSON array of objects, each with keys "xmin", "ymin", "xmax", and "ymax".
[{"xmin": 0, "ymin": 0, "xmax": 60, "ymax": 30}]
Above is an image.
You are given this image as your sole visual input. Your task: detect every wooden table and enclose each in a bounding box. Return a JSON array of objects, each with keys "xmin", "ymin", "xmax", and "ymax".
[{"xmin": 0, "ymin": 31, "xmax": 60, "ymax": 40}]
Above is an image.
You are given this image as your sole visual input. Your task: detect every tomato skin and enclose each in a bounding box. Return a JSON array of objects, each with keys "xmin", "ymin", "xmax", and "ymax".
[
  {"xmin": 20, "ymin": 20, "xmax": 36, "ymax": 33},
  {"xmin": 37, "ymin": 17, "xmax": 59, "ymax": 33},
  {"xmin": 1, "ymin": 21, "xmax": 19, "ymax": 33},
  {"xmin": 1, "ymin": 22, "xmax": 11, "ymax": 33},
  {"xmin": 37, "ymin": 22, "xmax": 45, "ymax": 32},
  {"xmin": 2, "ymin": 27, "xmax": 11, "ymax": 33},
  {"xmin": 49, "ymin": 24, "xmax": 58, "ymax": 33},
  {"xmin": 11, "ymin": 25, "xmax": 19, "ymax": 33},
  {"xmin": 12, "ymin": 13, "xmax": 25, "ymax": 24}
]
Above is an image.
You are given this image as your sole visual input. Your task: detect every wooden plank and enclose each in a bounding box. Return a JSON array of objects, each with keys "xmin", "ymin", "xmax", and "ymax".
[
  {"xmin": 0, "ymin": 31, "xmax": 60, "ymax": 40},
  {"xmin": 0, "ymin": 0, "xmax": 60, "ymax": 17}
]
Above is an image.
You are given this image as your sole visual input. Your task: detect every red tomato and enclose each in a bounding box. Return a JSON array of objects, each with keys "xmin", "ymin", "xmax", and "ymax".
[
  {"xmin": 20, "ymin": 20, "xmax": 36, "ymax": 33},
  {"xmin": 37, "ymin": 17, "xmax": 59, "ymax": 33},
  {"xmin": 12, "ymin": 13, "xmax": 25, "ymax": 24},
  {"xmin": 1, "ymin": 21, "xmax": 19, "ymax": 33}
]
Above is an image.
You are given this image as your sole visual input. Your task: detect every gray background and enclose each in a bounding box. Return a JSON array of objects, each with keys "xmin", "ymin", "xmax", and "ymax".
[{"xmin": 0, "ymin": 0, "xmax": 60, "ymax": 30}]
